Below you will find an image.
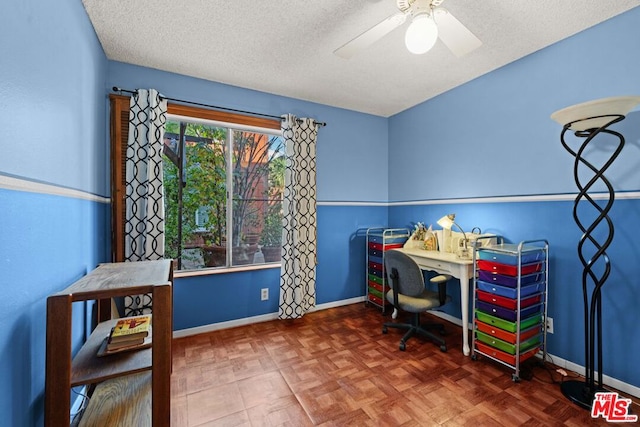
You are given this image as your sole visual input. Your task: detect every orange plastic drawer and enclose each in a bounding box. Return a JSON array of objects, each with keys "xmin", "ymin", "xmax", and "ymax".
[
  {"xmin": 475, "ymin": 320, "xmax": 541, "ymax": 344},
  {"xmin": 475, "ymin": 341, "xmax": 539, "ymax": 365},
  {"xmin": 476, "ymin": 290, "xmax": 541, "ymax": 310}
]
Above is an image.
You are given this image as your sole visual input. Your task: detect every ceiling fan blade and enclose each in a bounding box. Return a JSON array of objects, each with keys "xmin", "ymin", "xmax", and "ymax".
[
  {"xmin": 334, "ymin": 12, "xmax": 407, "ymax": 59},
  {"xmin": 433, "ymin": 8, "xmax": 482, "ymax": 58}
]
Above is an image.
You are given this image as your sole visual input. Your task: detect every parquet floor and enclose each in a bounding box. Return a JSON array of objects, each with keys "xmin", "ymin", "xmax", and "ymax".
[{"xmin": 170, "ymin": 303, "xmax": 638, "ymax": 426}]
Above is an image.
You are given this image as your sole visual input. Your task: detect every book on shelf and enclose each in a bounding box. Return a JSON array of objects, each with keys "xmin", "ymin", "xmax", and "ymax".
[
  {"xmin": 109, "ymin": 315, "xmax": 151, "ymax": 343},
  {"xmin": 97, "ymin": 333, "xmax": 152, "ymax": 356},
  {"xmin": 95, "ymin": 314, "xmax": 153, "ymax": 356}
]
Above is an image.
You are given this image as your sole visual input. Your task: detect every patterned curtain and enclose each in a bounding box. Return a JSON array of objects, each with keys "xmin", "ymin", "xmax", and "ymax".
[
  {"xmin": 124, "ymin": 89, "xmax": 167, "ymax": 315},
  {"xmin": 278, "ymin": 115, "xmax": 319, "ymax": 319}
]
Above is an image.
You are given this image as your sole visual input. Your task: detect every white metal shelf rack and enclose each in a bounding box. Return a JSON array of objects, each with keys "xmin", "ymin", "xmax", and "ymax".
[
  {"xmin": 365, "ymin": 227, "xmax": 410, "ymax": 313},
  {"xmin": 471, "ymin": 238, "xmax": 549, "ymax": 382}
]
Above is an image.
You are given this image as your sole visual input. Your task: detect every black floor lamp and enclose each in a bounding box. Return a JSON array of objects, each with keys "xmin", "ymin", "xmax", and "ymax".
[{"xmin": 551, "ymin": 96, "xmax": 640, "ymax": 409}]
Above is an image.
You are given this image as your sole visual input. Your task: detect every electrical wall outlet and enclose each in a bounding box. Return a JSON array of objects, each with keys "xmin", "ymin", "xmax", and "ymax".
[
  {"xmin": 546, "ymin": 316, "xmax": 554, "ymax": 334},
  {"xmin": 261, "ymin": 288, "xmax": 269, "ymax": 301}
]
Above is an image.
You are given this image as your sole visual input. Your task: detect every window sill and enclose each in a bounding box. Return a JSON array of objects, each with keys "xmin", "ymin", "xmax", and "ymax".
[{"xmin": 173, "ymin": 262, "xmax": 281, "ymax": 278}]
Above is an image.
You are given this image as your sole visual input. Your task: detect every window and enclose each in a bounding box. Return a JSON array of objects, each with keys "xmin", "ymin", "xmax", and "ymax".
[
  {"xmin": 163, "ymin": 119, "xmax": 285, "ymax": 270},
  {"xmin": 109, "ymin": 95, "xmax": 283, "ymax": 271}
]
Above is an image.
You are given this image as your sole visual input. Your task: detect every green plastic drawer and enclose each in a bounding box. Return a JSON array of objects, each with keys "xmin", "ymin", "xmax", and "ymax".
[
  {"xmin": 368, "ymin": 286, "xmax": 383, "ymax": 299},
  {"xmin": 368, "ymin": 274, "xmax": 383, "ymax": 285},
  {"xmin": 475, "ymin": 330, "xmax": 541, "ymax": 355},
  {"xmin": 475, "ymin": 310, "xmax": 542, "ymax": 333}
]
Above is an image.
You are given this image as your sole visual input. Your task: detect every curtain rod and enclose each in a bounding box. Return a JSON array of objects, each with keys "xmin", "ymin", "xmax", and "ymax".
[{"xmin": 112, "ymin": 87, "xmax": 327, "ymax": 127}]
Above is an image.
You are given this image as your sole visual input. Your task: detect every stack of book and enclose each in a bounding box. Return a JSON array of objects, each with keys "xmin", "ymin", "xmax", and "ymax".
[{"xmin": 99, "ymin": 315, "xmax": 152, "ymax": 355}]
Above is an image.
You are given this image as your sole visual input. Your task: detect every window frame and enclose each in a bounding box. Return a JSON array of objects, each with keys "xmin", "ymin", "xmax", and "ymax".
[{"xmin": 109, "ymin": 94, "xmax": 282, "ymax": 276}]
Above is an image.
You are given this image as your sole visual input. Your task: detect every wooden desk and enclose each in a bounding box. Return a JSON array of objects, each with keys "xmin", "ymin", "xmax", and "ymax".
[{"xmin": 398, "ymin": 248, "xmax": 474, "ymax": 356}]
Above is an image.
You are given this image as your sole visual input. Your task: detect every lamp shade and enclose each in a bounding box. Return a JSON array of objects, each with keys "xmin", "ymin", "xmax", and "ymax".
[
  {"xmin": 550, "ymin": 96, "xmax": 640, "ymax": 131},
  {"xmin": 437, "ymin": 214, "xmax": 455, "ymax": 229},
  {"xmin": 405, "ymin": 13, "xmax": 438, "ymax": 54}
]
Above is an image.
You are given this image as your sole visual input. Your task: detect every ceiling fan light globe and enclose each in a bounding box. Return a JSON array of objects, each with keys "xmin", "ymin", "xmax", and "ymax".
[{"xmin": 405, "ymin": 14, "xmax": 438, "ymax": 54}]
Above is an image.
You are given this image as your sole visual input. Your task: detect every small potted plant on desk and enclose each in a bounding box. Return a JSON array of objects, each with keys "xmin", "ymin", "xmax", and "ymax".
[{"xmin": 260, "ymin": 211, "xmax": 282, "ymax": 263}]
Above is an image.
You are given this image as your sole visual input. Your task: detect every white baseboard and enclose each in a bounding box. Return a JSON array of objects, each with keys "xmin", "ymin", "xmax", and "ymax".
[
  {"xmin": 172, "ymin": 296, "xmax": 366, "ymax": 339},
  {"xmin": 427, "ymin": 311, "xmax": 640, "ymax": 398},
  {"xmin": 173, "ymin": 299, "xmax": 639, "ymax": 399},
  {"xmin": 544, "ymin": 353, "xmax": 640, "ymax": 398}
]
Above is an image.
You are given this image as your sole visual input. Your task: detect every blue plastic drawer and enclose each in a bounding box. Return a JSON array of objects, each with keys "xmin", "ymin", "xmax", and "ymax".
[
  {"xmin": 369, "ymin": 255, "xmax": 383, "ymax": 265},
  {"xmin": 369, "ymin": 234, "xmax": 408, "ymax": 244},
  {"xmin": 476, "ymin": 300, "xmax": 542, "ymax": 322},
  {"xmin": 478, "ymin": 270, "xmax": 545, "ymax": 288},
  {"xmin": 478, "ymin": 249, "xmax": 546, "ymax": 265},
  {"xmin": 476, "ymin": 280, "xmax": 545, "ymax": 299}
]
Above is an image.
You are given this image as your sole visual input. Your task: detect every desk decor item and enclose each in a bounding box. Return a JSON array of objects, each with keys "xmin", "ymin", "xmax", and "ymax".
[
  {"xmin": 551, "ymin": 95, "xmax": 640, "ymax": 409},
  {"xmin": 437, "ymin": 213, "xmax": 470, "ymax": 258}
]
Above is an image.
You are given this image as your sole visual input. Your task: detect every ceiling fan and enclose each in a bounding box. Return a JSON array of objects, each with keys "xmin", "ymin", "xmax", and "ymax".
[{"xmin": 334, "ymin": 0, "xmax": 482, "ymax": 58}]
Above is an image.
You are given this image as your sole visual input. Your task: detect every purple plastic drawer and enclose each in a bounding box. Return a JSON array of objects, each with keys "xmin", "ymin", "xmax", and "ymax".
[
  {"xmin": 477, "ymin": 270, "xmax": 545, "ymax": 288},
  {"xmin": 369, "ymin": 249, "xmax": 383, "ymax": 258},
  {"xmin": 476, "ymin": 300, "xmax": 542, "ymax": 322}
]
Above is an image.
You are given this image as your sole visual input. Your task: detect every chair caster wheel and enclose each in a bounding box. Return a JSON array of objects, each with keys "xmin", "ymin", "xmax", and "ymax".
[
  {"xmin": 382, "ymin": 326, "xmax": 388, "ymax": 334},
  {"xmin": 471, "ymin": 354, "xmax": 477, "ymax": 361},
  {"xmin": 512, "ymin": 375, "xmax": 520, "ymax": 382},
  {"xmin": 440, "ymin": 345, "xmax": 447, "ymax": 352},
  {"xmin": 399, "ymin": 342, "xmax": 406, "ymax": 351}
]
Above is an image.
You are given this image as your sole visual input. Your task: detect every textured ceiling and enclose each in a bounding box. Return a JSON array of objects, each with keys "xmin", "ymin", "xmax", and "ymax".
[{"xmin": 82, "ymin": 0, "xmax": 639, "ymax": 117}]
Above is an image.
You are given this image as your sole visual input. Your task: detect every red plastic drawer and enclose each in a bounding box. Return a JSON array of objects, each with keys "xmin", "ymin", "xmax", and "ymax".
[
  {"xmin": 369, "ymin": 242, "xmax": 405, "ymax": 251},
  {"xmin": 367, "ymin": 293, "xmax": 389, "ymax": 307},
  {"xmin": 368, "ymin": 280, "xmax": 384, "ymax": 293},
  {"xmin": 475, "ymin": 341, "xmax": 540, "ymax": 365},
  {"xmin": 475, "ymin": 320, "xmax": 541, "ymax": 344},
  {"xmin": 477, "ymin": 260, "xmax": 542, "ymax": 276},
  {"xmin": 368, "ymin": 261, "xmax": 383, "ymax": 271},
  {"xmin": 383, "ymin": 243, "xmax": 405, "ymax": 250},
  {"xmin": 476, "ymin": 290, "xmax": 541, "ymax": 310},
  {"xmin": 369, "ymin": 242, "xmax": 383, "ymax": 251}
]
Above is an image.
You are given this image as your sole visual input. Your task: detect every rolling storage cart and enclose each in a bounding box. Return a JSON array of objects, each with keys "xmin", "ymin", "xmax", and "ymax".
[
  {"xmin": 471, "ymin": 238, "xmax": 549, "ymax": 382},
  {"xmin": 366, "ymin": 227, "xmax": 410, "ymax": 313}
]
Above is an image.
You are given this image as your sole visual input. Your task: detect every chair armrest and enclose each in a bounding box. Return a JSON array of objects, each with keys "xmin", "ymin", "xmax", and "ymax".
[{"xmin": 390, "ymin": 268, "xmax": 400, "ymax": 310}]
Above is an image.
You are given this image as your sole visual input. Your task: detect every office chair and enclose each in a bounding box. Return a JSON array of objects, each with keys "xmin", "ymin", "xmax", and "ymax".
[{"xmin": 382, "ymin": 250, "xmax": 452, "ymax": 352}]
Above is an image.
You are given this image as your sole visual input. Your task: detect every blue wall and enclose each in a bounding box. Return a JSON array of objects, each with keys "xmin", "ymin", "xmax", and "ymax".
[
  {"xmin": 0, "ymin": 0, "xmax": 109, "ymax": 425},
  {"xmin": 388, "ymin": 8, "xmax": 640, "ymax": 389}
]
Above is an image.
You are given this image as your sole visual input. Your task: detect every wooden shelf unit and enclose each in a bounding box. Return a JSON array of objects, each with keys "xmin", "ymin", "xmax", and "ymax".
[{"xmin": 45, "ymin": 260, "xmax": 173, "ymax": 426}]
